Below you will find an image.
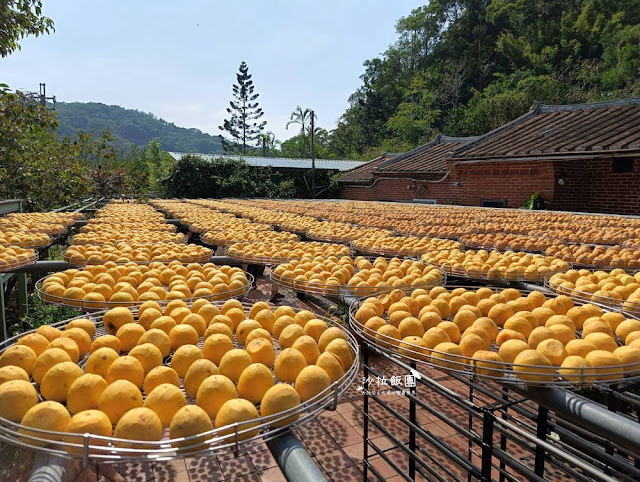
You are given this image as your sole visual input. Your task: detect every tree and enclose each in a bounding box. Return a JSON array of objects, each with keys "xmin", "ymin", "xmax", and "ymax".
[
  {"xmin": 285, "ymin": 106, "xmax": 317, "ymax": 157},
  {"xmin": 0, "ymin": 0, "xmax": 54, "ymax": 57},
  {"xmin": 256, "ymin": 131, "xmax": 279, "ymax": 157},
  {"xmin": 119, "ymin": 139, "xmax": 175, "ymax": 196},
  {"xmin": 328, "ymin": 0, "xmax": 640, "ymax": 157},
  {"xmin": 387, "ymin": 72, "xmax": 441, "ymax": 148},
  {"xmin": 77, "ymin": 127, "xmax": 126, "ymax": 198},
  {"xmin": 146, "ymin": 139, "xmax": 175, "ymax": 191},
  {"xmin": 162, "ymin": 155, "xmax": 296, "ymax": 198},
  {"xmin": 0, "ymin": 89, "xmax": 92, "ymax": 210},
  {"xmin": 218, "ymin": 61, "xmax": 266, "ymax": 154},
  {"xmin": 280, "ymin": 128, "xmax": 332, "ymax": 159},
  {"xmin": 120, "ymin": 144, "xmax": 150, "ymax": 195}
]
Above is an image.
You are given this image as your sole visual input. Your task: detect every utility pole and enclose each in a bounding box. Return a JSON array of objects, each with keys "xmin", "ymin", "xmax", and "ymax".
[
  {"xmin": 38, "ymin": 83, "xmax": 56, "ymax": 108},
  {"xmin": 310, "ymin": 110, "xmax": 315, "ymax": 198}
]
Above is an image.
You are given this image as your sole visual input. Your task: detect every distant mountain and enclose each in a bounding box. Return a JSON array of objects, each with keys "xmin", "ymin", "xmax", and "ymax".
[{"xmin": 53, "ymin": 102, "xmax": 223, "ymax": 154}]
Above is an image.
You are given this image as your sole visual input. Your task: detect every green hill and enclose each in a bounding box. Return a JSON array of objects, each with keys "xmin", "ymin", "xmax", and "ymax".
[{"xmin": 53, "ymin": 102, "xmax": 223, "ymax": 154}]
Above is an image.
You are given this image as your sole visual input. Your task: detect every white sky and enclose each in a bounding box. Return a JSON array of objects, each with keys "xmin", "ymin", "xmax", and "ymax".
[{"xmin": 3, "ymin": 1, "xmax": 425, "ymax": 142}]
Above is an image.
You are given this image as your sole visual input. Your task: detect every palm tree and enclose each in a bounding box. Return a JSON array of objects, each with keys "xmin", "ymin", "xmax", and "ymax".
[
  {"xmin": 256, "ymin": 131, "xmax": 279, "ymax": 157},
  {"xmin": 286, "ymin": 106, "xmax": 317, "ymax": 157}
]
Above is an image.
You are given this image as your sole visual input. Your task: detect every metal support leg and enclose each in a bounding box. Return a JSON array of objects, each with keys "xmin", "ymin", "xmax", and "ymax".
[
  {"xmin": 363, "ymin": 344, "xmax": 370, "ymax": 480},
  {"xmin": 500, "ymin": 387, "xmax": 508, "ymax": 482},
  {"xmin": 28, "ymin": 452, "xmax": 71, "ymax": 482},
  {"xmin": 468, "ymin": 381, "xmax": 474, "ymax": 482},
  {"xmin": 534, "ymin": 406, "xmax": 548, "ymax": 477},
  {"xmin": 17, "ymin": 273, "xmax": 28, "ymax": 318},
  {"xmin": 0, "ymin": 274, "xmax": 7, "ymax": 341},
  {"xmin": 604, "ymin": 385, "xmax": 619, "ymax": 462},
  {"xmin": 409, "ymin": 361, "xmax": 417, "ymax": 480},
  {"xmin": 481, "ymin": 410, "xmax": 494, "ymax": 481}
]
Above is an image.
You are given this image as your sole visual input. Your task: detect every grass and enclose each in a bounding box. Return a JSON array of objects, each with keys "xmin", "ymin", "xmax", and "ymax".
[
  {"xmin": 0, "ymin": 443, "xmax": 35, "ymax": 481},
  {"xmin": 9, "ymin": 295, "xmax": 78, "ymax": 337}
]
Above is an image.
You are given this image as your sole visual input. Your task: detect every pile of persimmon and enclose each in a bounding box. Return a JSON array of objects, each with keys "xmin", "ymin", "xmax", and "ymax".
[
  {"xmin": 39, "ymin": 261, "xmax": 250, "ymax": 308},
  {"xmin": 228, "ymin": 241, "xmax": 351, "ymax": 263},
  {"xmin": 422, "ymin": 249, "xmax": 570, "ymax": 281},
  {"xmin": 63, "ymin": 243, "xmax": 212, "ymax": 265},
  {"xmin": 353, "ymin": 286, "xmax": 640, "ymax": 384}
]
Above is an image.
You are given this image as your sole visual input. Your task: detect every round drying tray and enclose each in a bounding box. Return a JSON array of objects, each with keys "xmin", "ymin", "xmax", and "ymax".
[
  {"xmin": 62, "ymin": 252, "xmax": 213, "ymax": 267},
  {"xmin": 305, "ymin": 233, "xmax": 356, "ymax": 244},
  {"xmin": 350, "ymin": 239, "xmax": 462, "ymax": 258},
  {"xmin": 566, "ymin": 259, "xmax": 640, "ymax": 273},
  {"xmin": 276, "ymin": 226, "xmax": 309, "ymax": 237},
  {"xmin": 226, "ymin": 243, "xmax": 353, "ymax": 266},
  {"xmin": 426, "ymin": 261, "xmax": 569, "ymax": 284},
  {"xmin": 0, "ymin": 251, "xmax": 38, "ymax": 273},
  {"xmin": 622, "ymin": 240, "xmax": 640, "ymax": 250},
  {"xmin": 0, "ymin": 235, "xmax": 52, "ymax": 249},
  {"xmin": 0, "ymin": 303, "xmax": 359, "ymax": 463},
  {"xmin": 270, "ymin": 263, "xmax": 446, "ymax": 299},
  {"xmin": 69, "ymin": 234, "xmax": 188, "ymax": 246},
  {"xmin": 545, "ymin": 278, "xmax": 640, "ymax": 320},
  {"xmin": 349, "ymin": 285, "xmax": 640, "ymax": 388},
  {"xmin": 188, "ymin": 222, "xmax": 268, "ymax": 235},
  {"xmin": 393, "ymin": 229, "xmax": 465, "ymax": 241},
  {"xmin": 201, "ymin": 232, "xmax": 300, "ymax": 247},
  {"xmin": 460, "ymin": 239, "xmax": 553, "ymax": 255},
  {"xmin": 35, "ymin": 273, "xmax": 254, "ymax": 312}
]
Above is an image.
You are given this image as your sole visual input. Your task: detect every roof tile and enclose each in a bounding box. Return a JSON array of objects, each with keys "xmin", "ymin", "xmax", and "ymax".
[
  {"xmin": 374, "ymin": 135, "xmax": 478, "ymax": 173},
  {"xmin": 338, "ymin": 154, "xmax": 398, "ymax": 183},
  {"xmin": 452, "ymin": 98, "xmax": 640, "ymax": 160}
]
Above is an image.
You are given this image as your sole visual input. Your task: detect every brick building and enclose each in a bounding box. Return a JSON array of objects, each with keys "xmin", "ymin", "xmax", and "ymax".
[{"xmin": 339, "ymin": 98, "xmax": 640, "ymax": 214}]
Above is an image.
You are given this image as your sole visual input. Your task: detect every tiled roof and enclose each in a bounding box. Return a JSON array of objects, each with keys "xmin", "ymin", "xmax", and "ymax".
[
  {"xmin": 168, "ymin": 153, "xmax": 366, "ymax": 171},
  {"xmin": 338, "ymin": 154, "xmax": 398, "ymax": 184},
  {"xmin": 451, "ymin": 98, "xmax": 640, "ymax": 161},
  {"xmin": 374, "ymin": 135, "xmax": 478, "ymax": 173}
]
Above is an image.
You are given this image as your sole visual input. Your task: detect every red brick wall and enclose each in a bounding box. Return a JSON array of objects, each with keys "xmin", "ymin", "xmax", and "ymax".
[
  {"xmin": 339, "ymin": 161, "xmax": 555, "ymax": 208},
  {"xmin": 339, "ymin": 178, "xmax": 450, "ymax": 202},
  {"xmin": 450, "ymin": 161, "xmax": 555, "ymax": 208},
  {"xmin": 339, "ymin": 158, "xmax": 640, "ymax": 214},
  {"xmin": 552, "ymin": 158, "xmax": 640, "ymax": 215}
]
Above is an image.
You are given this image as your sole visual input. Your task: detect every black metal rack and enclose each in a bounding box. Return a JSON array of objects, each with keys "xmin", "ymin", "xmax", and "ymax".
[{"xmin": 361, "ymin": 339, "xmax": 640, "ymax": 481}]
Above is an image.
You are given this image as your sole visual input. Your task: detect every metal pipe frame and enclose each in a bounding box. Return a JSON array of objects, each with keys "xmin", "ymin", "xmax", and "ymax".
[
  {"xmin": 73, "ymin": 198, "xmax": 103, "ymax": 213},
  {"xmin": 27, "ymin": 430, "xmax": 326, "ymax": 482},
  {"xmin": 361, "ymin": 341, "xmax": 640, "ymax": 481},
  {"xmin": 50, "ymin": 197, "xmax": 93, "ymax": 213},
  {"xmin": 0, "ymin": 199, "xmax": 22, "ymax": 215},
  {"xmin": 265, "ymin": 429, "xmax": 327, "ymax": 482},
  {"xmin": 462, "ymin": 372, "xmax": 640, "ymax": 480},
  {"xmin": 505, "ymin": 382, "xmax": 640, "ymax": 456}
]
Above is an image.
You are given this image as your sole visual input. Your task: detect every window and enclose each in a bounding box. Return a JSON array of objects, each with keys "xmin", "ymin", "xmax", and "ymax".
[
  {"xmin": 481, "ymin": 199, "xmax": 507, "ymax": 208},
  {"xmin": 612, "ymin": 158, "xmax": 634, "ymax": 173},
  {"xmin": 411, "ymin": 199, "xmax": 436, "ymax": 204}
]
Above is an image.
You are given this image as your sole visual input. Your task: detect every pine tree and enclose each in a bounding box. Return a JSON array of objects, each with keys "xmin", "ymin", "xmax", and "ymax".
[{"xmin": 219, "ymin": 61, "xmax": 266, "ymax": 154}]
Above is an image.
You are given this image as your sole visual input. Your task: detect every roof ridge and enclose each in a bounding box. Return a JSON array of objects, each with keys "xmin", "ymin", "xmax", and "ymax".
[
  {"xmin": 440, "ymin": 135, "xmax": 481, "ymax": 143},
  {"xmin": 372, "ymin": 134, "xmax": 476, "ymax": 172},
  {"xmin": 449, "ymin": 107, "xmax": 539, "ymax": 157},
  {"xmin": 373, "ymin": 137, "xmax": 440, "ymax": 171},
  {"xmin": 539, "ymin": 97, "xmax": 640, "ymax": 113},
  {"xmin": 447, "ymin": 96, "xmax": 640, "ymax": 161},
  {"xmin": 339, "ymin": 154, "xmax": 390, "ymax": 175}
]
